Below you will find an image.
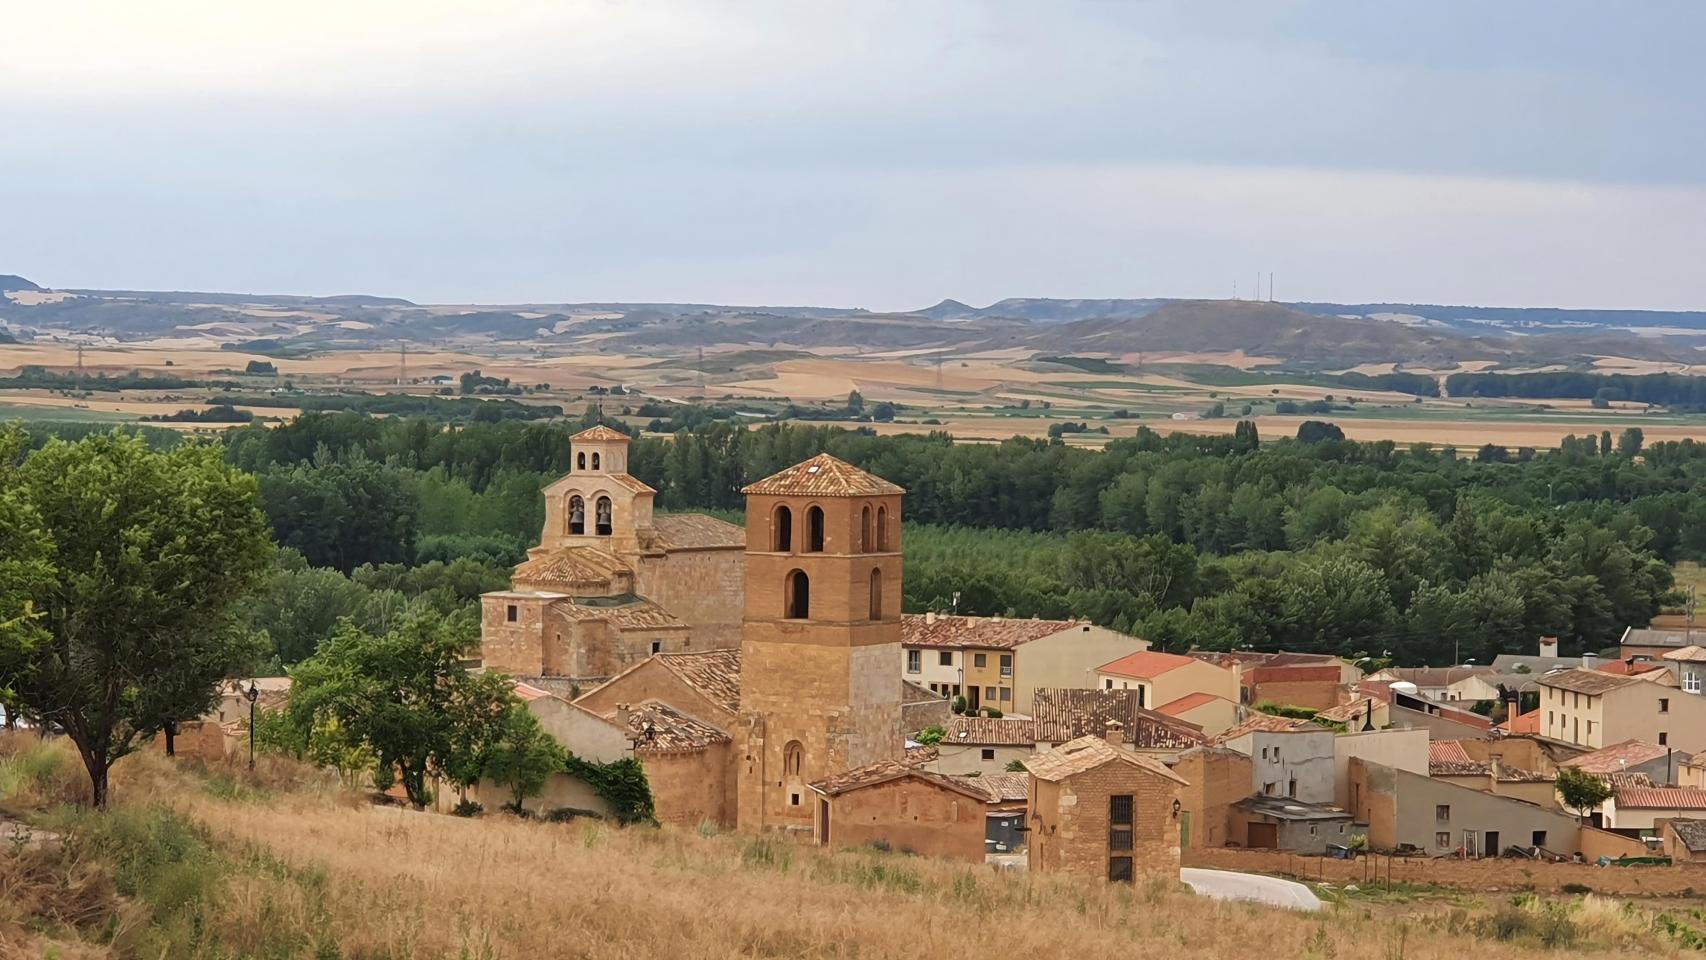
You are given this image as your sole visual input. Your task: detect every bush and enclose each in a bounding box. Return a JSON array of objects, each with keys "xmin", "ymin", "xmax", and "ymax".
[
  {"xmin": 543, "ymin": 807, "xmax": 604, "ymax": 823},
  {"xmin": 452, "ymin": 799, "xmax": 484, "ymax": 817},
  {"xmin": 914, "ymin": 725, "xmax": 946, "ymax": 746},
  {"xmin": 982, "ymin": 707, "xmax": 1003, "ymax": 718}
]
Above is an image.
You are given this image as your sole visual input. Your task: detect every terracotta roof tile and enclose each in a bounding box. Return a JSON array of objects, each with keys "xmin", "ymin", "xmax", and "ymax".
[
  {"xmin": 1155, "ymin": 692, "xmax": 1228, "ymax": 717},
  {"xmin": 652, "ymin": 650, "xmax": 742, "ymax": 714},
  {"xmin": 968, "ymin": 773, "xmax": 1029, "ymax": 803},
  {"xmin": 1429, "ymin": 741, "xmax": 1474, "ymax": 765},
  {"xmin": 512, "ymin": 546, "xmax": 628, "ymax": 587},
  {"xmin": 1097, "ymin": 650, "xmax": 1199, "ymax": 680},
  {"xmin": 1208, "ymin": 713, "xmax": 1323, "ymax": 746},
  {"xmin": 604, "ymin": 473, "xmax": 657, "ymax": 495},
  {"xmin": 943, "ymin": 716, "xmax": 1036, "ymax": 746},
  {"xmin": 571, "ymin": 425, "xmax": 631, "ymax": 442},
  {"xmin": 557, "ymin": 595, "xmax": 687, "ymax": 630},
  {"xmin": 1613, "ymin": 786, "xmax": 1706, "ymax": 810},
  {"xmin": 902, "ymin": 613, "xmax": 1087, "ymax": 649},
  {"xmin": 1662, "ymin": 645, "xmax": 1706, "ymax": 662},
  {"xmin": 651, "ymin": 513, "xmax": 744, "ymax": 550},
  {"xmin": 1314, "ymin": 698, "xmax": 1380, "ymax": 725},
  {"xmin": 741, "ymin": 453, "xmax": 904, "ymax": 497},
  {"xmin": 809, "ymin": 759, "xmax": 989, "ymax": 800},
  {"xmin": 1560, "ymin": 739, "xmax": 1670, "ymax": 774},
  {"xmin": 1023, "ymin": 735, "xmax": 1188, "ymax": 784},
  {"xmin": 623, "ymin": 700, "xmax": 731, "ymax": 753},
  {"xmin": 1607, "ymin": 772, "xmax": 1655, "ymax": 789},
  {"xmin": 1537, "ymin": 668, "xmax": 1640, "ymax": 695},
  {"xmin": 1032, "ymin": 688, "xmax": 1205, "ymax": 749},
  {"xmin": 904, "ymin": 744, "xmax": 939, "ymax": 764}
]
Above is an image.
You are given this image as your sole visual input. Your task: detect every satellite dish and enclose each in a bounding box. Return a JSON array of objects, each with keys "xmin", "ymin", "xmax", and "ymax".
[{"xmin": 1391, "ymin": 681, "xmax": 1420, "ymax": 697}]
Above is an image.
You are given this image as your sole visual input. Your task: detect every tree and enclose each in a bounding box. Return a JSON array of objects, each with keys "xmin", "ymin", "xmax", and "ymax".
[
  {"xmin": 484, "ymin": 703, "xmax": 562, "ymax": 812},
  {"xmin": 0, "ymin": 429, "xmax": 54, "ymax": 730},
  {"xmin": 1617, "ymin": 427, "xmax": 1645, "ymax": 459},
  {"xmin": 870, "ymin": 402, "xmax": 896, "ymax": 422},
  {"xmin": 846, "ymin": 390, "xmax": 865, "ymax": 415},
  {"xmin": 915, "ymin": 724, "xmax": 946, "ymax": 746},
  {"xmin": 1296, "ymin": 420, "xmax": 1345, "ymax": 443},
  {"xmin": 2, "ymin": 430, "xmax": 272, "ymax": 807},
  {"xmin": 283, "ymin": 610, "xmax": 510, "ymax": 809},
  {"xmin": 1556, "ymin": 766, "xmax": 1612, "ymax": 822}
]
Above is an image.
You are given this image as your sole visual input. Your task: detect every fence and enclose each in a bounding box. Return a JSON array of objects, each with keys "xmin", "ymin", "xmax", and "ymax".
[{"xmin": 1182, "ymin": 847, "xmax": 1706, "ymax": 897}]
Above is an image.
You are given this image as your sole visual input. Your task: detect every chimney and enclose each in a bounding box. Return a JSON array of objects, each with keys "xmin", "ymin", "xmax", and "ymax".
[
  {"xmin": 1102, "ymin": 719, "xmax": 1125, "ymax": 742},
  {"xmin": 616, "ymin": 702, "xmax": 632, "ymax": 734},
  {"xmin": 1582, "ymin": 653, "xmax": 1600, "ymax": 669},
  {"xmin": 925, "ymin": 611, "xmax": 937, "ymax": 624},
  {"xmin": 1538, "ymin": 636, "xmax": 1559, "ymax": 658}
]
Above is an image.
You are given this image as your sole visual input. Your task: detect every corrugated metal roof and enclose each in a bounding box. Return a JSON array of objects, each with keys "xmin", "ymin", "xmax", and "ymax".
[{"xmin": 741, "ymin": 453, "xmax": 904, "ymax": 497}]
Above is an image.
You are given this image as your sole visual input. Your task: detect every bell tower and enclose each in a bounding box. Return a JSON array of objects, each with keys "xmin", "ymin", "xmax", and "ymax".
[
  {"xmin": 536, "ymin": 425, "xmax": 655, "ymax": 555},
  {"xmin": 737, "ymin": 453, "xmax": 905, "ymax": 833}
]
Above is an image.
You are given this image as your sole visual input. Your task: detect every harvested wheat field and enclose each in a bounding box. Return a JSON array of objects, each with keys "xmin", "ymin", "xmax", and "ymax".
[{"xmin": 0, "ymin": 735, "xmax": 1693, "ymax": 960}]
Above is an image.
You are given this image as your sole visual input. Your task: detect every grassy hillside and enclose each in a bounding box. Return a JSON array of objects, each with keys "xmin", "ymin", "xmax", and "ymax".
[{"xmin": 2, "ymin": 733, "xmax": 1699, "ymax": 959}]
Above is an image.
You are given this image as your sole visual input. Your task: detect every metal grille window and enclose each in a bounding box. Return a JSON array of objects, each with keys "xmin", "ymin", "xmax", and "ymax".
[
  {"xmin": 1108, "ymin": 856, "xmax": 1134, "ymax": 883},
  {"xmin": 1109, "ymin": 795, "xmax": 1133, "ymax": 825}
]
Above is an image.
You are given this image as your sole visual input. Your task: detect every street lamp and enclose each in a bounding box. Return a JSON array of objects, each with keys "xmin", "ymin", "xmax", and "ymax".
[
  {"xmin": 245, "ymin": 680, "xmax": 259, "ymax": 771},
  {"xmin": 1445, "ymin": 659, "xmax": 1477, "ymax": 700}
]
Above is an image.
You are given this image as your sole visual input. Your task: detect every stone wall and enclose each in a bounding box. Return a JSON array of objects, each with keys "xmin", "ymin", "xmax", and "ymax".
[
  {"xmin": 643, "ymin": 742, "xmax": 735, "ymax": 829},
  {"xmin": 637, "ymin": 547, "xmax": 745, "ymax": 650},
  {"xmin": 1183, "ymin": 847, "xmax": 1703, "ymax": 896},
  {"xmin": 819, "ymin": 777, "xmax": 986, "ymax": 862},
  {"xmin": 480, "ymin": 596, "xmax": 548, "ymax": 674},
  {"xmin": 1029, "ymin": 763, "xmax": 1183, "ymax": 881},
  {"xmin": 1172, "ymin": 749, "xmax": 1252, "ymax": 850}
]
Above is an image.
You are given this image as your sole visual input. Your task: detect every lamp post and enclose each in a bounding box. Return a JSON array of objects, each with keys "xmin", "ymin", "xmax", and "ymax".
[
  {"xmin": 245, "ymin": 680, "xmax": 259, "ymax": 771},
  {"xmin": 1445, "ymin": 658, "xmax": 1477, "ymax": 700}
]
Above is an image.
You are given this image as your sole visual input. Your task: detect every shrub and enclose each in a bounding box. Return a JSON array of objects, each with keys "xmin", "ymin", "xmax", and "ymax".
[
  {"xmin": 452, "ymin": 799, "xmax": 484, "ymax": 817},
  {"xmin": 914, "ymin": 725, "xmax": 946, "ymax": 746},
  {"xmin": 544, "ymin": 807, "xmax": 604, "ymax": 823},
  {"xmin": 983, "ymin": 707, "xmax": 1003, "ymax": 718}
]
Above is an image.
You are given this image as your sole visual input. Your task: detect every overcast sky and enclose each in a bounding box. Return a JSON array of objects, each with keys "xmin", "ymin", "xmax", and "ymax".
[{"xmin": 3, "ymin": 1, "xmax": 1703, "ymax": 311}]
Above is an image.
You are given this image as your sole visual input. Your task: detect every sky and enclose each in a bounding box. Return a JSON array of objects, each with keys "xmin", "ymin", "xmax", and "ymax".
[{"xmin": 3, "ymin": 0, "xmax": 1704, "ymax": 311}]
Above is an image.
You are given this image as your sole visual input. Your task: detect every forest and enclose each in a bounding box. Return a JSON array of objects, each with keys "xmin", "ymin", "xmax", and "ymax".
[
  {"xmin": 18, "ymin": 410, "xmax": 1692, "ymax": 671},
  {"xmin": 1446, "ymin": 370, "xmax": 1706, "ymax": 408}
]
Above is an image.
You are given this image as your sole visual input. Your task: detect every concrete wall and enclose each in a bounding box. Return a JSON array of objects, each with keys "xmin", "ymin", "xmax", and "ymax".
[
  {"xmin": 1014, "ymin": 624, "xmax": 1148, "ymax": 714},
  {"xmin": 1350, "ymin": 760, "xmax": 1585, "ymax": 857},
  {"xmin": 1224, "ymin": 729, "xmax": 1336, "ymax": 805},
  {"xmin": 815, "ymin": 777, "xmax": 986, "ymax": 862},
  {"xmin": 1333, "ymin": 728, "xmax": 1429, "ymax": 808},
  {"xmin": 1028, "ymin": 762, "xmax": 1182, "ymax": 881},
  {"xmin": 930, "ymin": 743, "xmax": 1032, "ymax": 776}
]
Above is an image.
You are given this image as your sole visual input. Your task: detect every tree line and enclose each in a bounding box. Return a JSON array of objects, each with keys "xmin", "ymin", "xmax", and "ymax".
[{"xmin": 1446, "ymin": 371, "xmax": 1706, "ymax": 409}]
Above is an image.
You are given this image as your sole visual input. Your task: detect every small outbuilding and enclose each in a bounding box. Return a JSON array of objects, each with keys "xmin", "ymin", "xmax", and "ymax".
[
  {"xmin": 809, "ymin": 760, "xmax": 990, "ymax": 862},
  {"xmin": 1024, "ymin": 733, "xmax": 1187, "ymax": 882},
  {"xmin": 1230, "ymin": 795, "xmax": 1358, "ymax": 854}
]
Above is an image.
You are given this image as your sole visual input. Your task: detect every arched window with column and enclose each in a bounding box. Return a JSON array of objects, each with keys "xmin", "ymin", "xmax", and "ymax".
[
  {"xmin": 806, "ymin": 506, "xmax": 825, "ymax": 552},
  {"xmin": 784, "ymin": 740, "xmax": 804, "ymax": 777},
  {"xmin": 785, "ymin": 569, "xmax": 810, "ymax": 619},
  {"xmin": 568, "ymin": 495, "xmax": 585, "ymax": 535},
  {"xmin": 868, "ymin": 567, "xmax": 883, "ymax": 620},
  {"xmin": 595, "ymin": 496, "xmax": 613, "ymax": 536},
  {"xmin": 861, "ymin": 505, "xmax": 872, "ymax": 552},
  {"xmin": 876, "ymin": 505, "xmax": 889, "ymax": 551},
  {"xmin": 773, "ymin": 504, "xmax": 793, "ymax": 552}
]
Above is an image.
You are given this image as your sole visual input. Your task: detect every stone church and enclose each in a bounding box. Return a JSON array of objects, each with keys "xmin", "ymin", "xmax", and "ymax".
[
  {"xmin": 488, "ymin": 435, "xmax": 912, "ymax": 833},
  {"xmin": 479, "ymin": 426, "xmax": 746, "ymax": 680}
]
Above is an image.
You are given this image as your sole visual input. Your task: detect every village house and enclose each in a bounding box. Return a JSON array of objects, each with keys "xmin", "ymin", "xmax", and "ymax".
[
  {"xmin": 1024, "ymin": 734, "xmax": 1187, "ymax": 882},
  {"xmin": 1658, "ymin": 819, "xmax": 1706, "ymax": 864},
  {"xmin": 1190, "ymin": 651, "xmax": 1358, "ymax": 710},
  {"xmin": 808, "ymin": 760, "xmax": 990, "ymax": 861},
  {"xmin": 1367, "ymin": 666, "xmax": 1493, "ymax": 702},
  {"xmin": 1330, "ymin": 727, "xmax": 1429, "ymax": 809},
  {"xmin": 1229, "ymin": 795, "xmax": 1358, "ymax": 854},
  {"xmin": 1170, "ymin": 745, "xmax": 1253, "ymax": 851},
  {"xmin": 1210, "ymin": 715, "xmax": 1337, "ymax": 805},
  {"xmin": 1662, "ymin": 645, "xmax": 1706, "ymax": 696},
  {"xmin": 1314, "ymin": 696, "xmax": 1388, "ymax": 731},
  {"xmin": 1538, "ymin": 667, "xmax": 1706, "ymax": 754},
  {"xmin": 1359, "ymin": 680, "xmax": 1493, "ymax": 738},
  {"xmin": 968, "ymin": 773, "xmax": 1030, "ymax": 854},
  {"xmin": 1094, "ymin": 650, "xmax": 1240, "ymax": 736},
  {"xmin": 899, "ymin": 613, "xmax": 1148, "ymax": 713},
  {"xmin": 1030, "ymin": 687, "xmax": 1206, "ymax": 757},
  {"xmin": 1427, "ymin": 740, "xmax": 1558, "ymax": 809},
  {"xmin": 928, "ymin": 715, "xmax": 1036, "ymax": 775},
  {"xmin": 1560, "ymin": 739, "xmax": 1689, "ymax": 787},
  {"xmin": 479, "ymin": 427, "xmax": 746, "ymax": 680},
  {"xmin": 1597, "ymin": 784, "xmax": 1706, "ymax": 836},
  {"xmin": 1620, "ymin": 627, "xmax": 1702, "ymax": 661}
]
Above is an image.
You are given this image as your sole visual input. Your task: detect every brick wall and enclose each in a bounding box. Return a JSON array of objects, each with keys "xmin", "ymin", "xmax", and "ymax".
[
  {"xmin": 1029, "ymin": 762, "xmax": 1183, "ymax": 881},
  {"xmin": 1251, "ymin": 679, "xmax": 1344, "ymax": 711},
  {"xmin": 1183, "ymin": 847, "xmax": 1706, "ymax": 896},
  {"xmin": 819, "ymin": 777, "xmax": 986, "ymax": 862},
  {"xmin": 1172, "ymin": 749, "xmax": 1252, "ymax": 850}
]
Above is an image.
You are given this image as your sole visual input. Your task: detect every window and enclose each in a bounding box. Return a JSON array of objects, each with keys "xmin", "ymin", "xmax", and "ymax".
[
  {"xmin": 1309, "ymin": 825, "xmax": 1317, "ymax": 836},
  {"xmin": 568, "ymin": 495, "xmax": 585, "ymax": 535},
  {"xmin": 1660, "ymin": 698, "xmax": 1670, "ymax": 713},
  {"xmin": 805, "ymin": 506, "xmax": 825, "ymax": 552},
  {"xmin": 1108, "ymin": 856, "xmax": 1134, "ymax": 883},
  {"xmin": 876, "ymin": 505, "xmax": 888, "ymax": 550},
  {"xmin": 906, "ymin": 650, "xmax": 921, "ymax": 674},
  {"xmin": 773, "ymin": 505, "xmax": 792, "ymax": 552},
  {"xmin": 985, "ymin": 686, "xmax": 996, "ymax": 700},
  {"xmin": 790, "ymin": 792, "xmax": 800, "ymax": 806},
  {"xmin": 1435, "ymin": 805, "xmax": 1451, "ymax": 823},
  {"xmin": 1660, "ymin": 732, "xmax": 1669, "ymax": 746},
  {"xmin": 868, "ymin": 568, "xmax": 883, "ymax": 620},
  {"xmin": 505, "ymin": 604, "xmax": 518, "ymax": 623},
  {"xmin": 591, "ymin": 452, "xmax": 601, "ymax": 470},
  {"xmin": 999, "ymin": 688, "xmax": 1011, "ymax": 702},
  {"xmin": 939, "ymin": 651, "xmax": 953, "ymax": 667},
  {"xmin": 1687, "ymin": 670, "xmax": 1701, "ymax": 694},
  {"xmin": 1262, "ymin": 782, "xmax": 1275, "ymax": 795},
  {"xmin": 785, "ymin": 570, "xmax": 810, "ymax": 619},
  {"xmin": 981, "ymin": 749, "xmax": 995, "ymax": 761},
  {"xmin": 1436, "ymin": 832, "xmax": 1451, "ymax": 849},
  {"xmin": 1288, "ymin": 778, "xmax": 1297, "ymax": 798},
  {"xmin": 1273, "ymin": 746, "xmax": 1280, "ymax": 759},
  {"xmin": 595, "ymin": 496, "xmax": 613, "ymax": 536},
  {"xmin": 784, "ymin": 741, "xmax": 804, "ymax": 776},
  {"xmin": 1532, "ymin": 831, "xmax": 1547, "ymax": 848},
  {"xmin": 577, "ymin": 452, "xmax": 586, "ymax": 469},
  {"xmin": 1000, "ymin": 654, "xmax": 1012, "ymax": 677},
  {"xmin": 650, "ymin": 640, "xmax": 662, "ymax": 655},
  {"xmin": 974, "ymin": 653, "xmax": 987, "ymax": 669},
  {"xmin": 1261, "ymin": 747, "xmax": 1269, "ymax": 760},
  {"xmin": 861, "ymin": 505, "xmax": 872, "ymax": 552},
  {"xmin": 1109, "ymin": 795, "xmax": 1134, "ymax": 855},
  {"xmin": 1104, "ymin": 679, "xmax": 1113, "ymax": 689}
]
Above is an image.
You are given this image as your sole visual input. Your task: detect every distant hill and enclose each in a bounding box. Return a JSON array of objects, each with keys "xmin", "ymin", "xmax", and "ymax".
[
  {"xmin": 911, "ymin": 297, "xmax": 1170, "ymax": 323},
  {"xmin": 0, "ymin": 274, "xmax": 41, "ymax": 292}
]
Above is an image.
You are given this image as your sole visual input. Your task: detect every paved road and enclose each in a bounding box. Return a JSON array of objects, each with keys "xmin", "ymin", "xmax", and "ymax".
[{"xmin": 1180, "ymin": 867, "xmax": 1322, "ymax": 911}]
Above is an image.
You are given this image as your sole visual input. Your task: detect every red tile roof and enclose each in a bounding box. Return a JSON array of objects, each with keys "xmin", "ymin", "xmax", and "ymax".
[
  {"xmin": 1428, "ymin": 741, "xmax": 1474, "ymax": 765},
  {"xmin": 1502, "ymin": 708, "xmax": 1541, "ymax": 734},
  {"xmin": 1560, "ymin": 739, "xmax": 1670, "ymax": 774},
  {"xmin": 943, "ymin": 716, "xmax": 1036, "ymax": 746},
  {"xmin": 1097, "ymin": 650, "xmax": 1200, "ymax": 680},
  {"xmin": 901, "ymin": 614, "xmax": 1085, "ymax": 650},
  {"xmin": 809, "ymin": 759, "xmax": 989, "ymax": 800},
  {"xmin": 1155, "ymin": 692, "xmax": 1226, "ymax": 717},
  {"xmin": 741, "ymin": 453, "xmax": 904, "ymax": 497},
  {"xmin": 571, "ymin": 425, "xmax": 631, "ymax": 442},
  {"xmin": 1031, "ymin": 688, "xmax": 1206, "ymax": 749},
  {"xmin": 1613, "ymin": 786, "xmax": 1706, "ymax": 810},
  {"xmin": 1023, "ymin": 735, "xmax": 1189, "ymax": 784},
  {"xmin": 1208, "ymin": 713, "xmax": 1322, "ymax": 745},
  {"xmin": 650, "ymin": 514, "xmax": 745, "ymax": 550}
]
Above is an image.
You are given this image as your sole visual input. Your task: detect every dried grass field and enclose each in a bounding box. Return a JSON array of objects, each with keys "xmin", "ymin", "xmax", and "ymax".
[{"xmin": 1, "ymin": 734, "xmax": 1699, "ymax": 959}]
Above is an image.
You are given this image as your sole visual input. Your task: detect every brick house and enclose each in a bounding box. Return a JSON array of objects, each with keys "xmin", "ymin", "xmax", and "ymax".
[
  {"xmin": 479, "ymin": 426, "xmax": 745, "ymax": 680},
  {"xmin": 1658, "ymin": 819, "xmax": 1706, "ymax": 864},
  {"xmin": 808, "ymin": 760, "xmax": 990, "ymax": 861},
  {"xmin": 1025, "ymin": 734, "xmax": 1187, "ymax": 882},
  {"xmin": 900, "ymin": 613, "xmax": 1148, "ymax": 713}
]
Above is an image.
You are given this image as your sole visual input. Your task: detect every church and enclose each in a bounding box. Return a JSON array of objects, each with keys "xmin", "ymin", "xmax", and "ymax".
[{"xmin": 480, "ymin": 428, "xmax": 912, "ymax": 832}]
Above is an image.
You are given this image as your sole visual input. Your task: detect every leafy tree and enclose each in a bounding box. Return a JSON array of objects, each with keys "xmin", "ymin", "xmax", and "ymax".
[
  {"xmin": 1555, "ymin": 766, "xmax": 1612, "ymax": 822},
  {"xmin": 915, "ymin": 724, "xmax": 946, "ymax": 746},
  {"xmin": 2, "ymin": 430, "xmax": 271, "ymax": 807},
  {"xmin": 1617, "ymin": 427, "xmax": 1645, "ymax": 459},
  {"xmin": 871, "ymin": 402, "xmax": 896, "ymax": 422},
  {"xmin": 1296, "ymin": 420, "xmax": 1345, "ymax": 443},
  {"xmin": 484, "ymin": 702, "xmax": 562, "ymax": 812},
  {"xmin": 284, "ymin": 610, "xmax": 511, "ymax": 809},
  {"xmin": 846, "ymin": 390, "xmax": 865, "ymax": 415}
]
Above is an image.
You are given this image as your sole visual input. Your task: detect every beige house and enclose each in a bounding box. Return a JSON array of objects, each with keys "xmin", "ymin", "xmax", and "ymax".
[
  {"xmin": 1331, "ymin": 727, "xmax": 1428, "ymax": 809},
  {"xmin": 1094, "ymin": 650, "xmax": 1240, "ymax": 735},
  {"xmin": 1349, "ymin": 759, "xmax": 1597, "ymax": 858},
  {"xmin": 1538, "ymin": 668, "xmax": 1706, "ymax": 754},
  {"xmin": 1428, "ymin": 740, "xmax": 1559, "ymax": 809},
  {"xmin": 1600, "ymin": 785, "xmax": 1706, "ymax": 833},
  {"xmin": 900, "ymin": 614, "xmax": 1148, "ymax": 714},
  {"xmin": 927, "ymin": 716, "xmax": 1036, "ymax": 775}
]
